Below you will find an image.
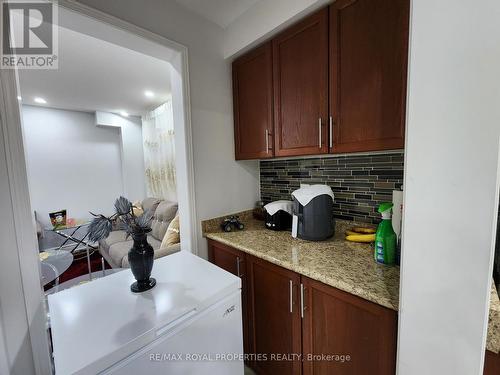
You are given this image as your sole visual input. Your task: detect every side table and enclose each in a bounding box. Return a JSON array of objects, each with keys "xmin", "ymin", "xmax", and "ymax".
[{"xmin": 39, "ymin": 249, "xmax": 73, "ymax": 287}]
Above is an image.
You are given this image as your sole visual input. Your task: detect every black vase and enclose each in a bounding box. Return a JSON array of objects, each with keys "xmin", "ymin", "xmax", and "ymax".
[{"xmin": 128, "ymin": 232, "xmax": 156, "ymax": 293}]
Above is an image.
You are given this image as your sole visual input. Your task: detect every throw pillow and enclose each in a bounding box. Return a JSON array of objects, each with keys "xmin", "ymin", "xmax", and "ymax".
[
  {"xmin": 161, "ymin": 215, "xmax": 180, "ymax": 248},
  {"xmin": 132, "ymin": 200, "xmax": 144, "ymax": 217}
]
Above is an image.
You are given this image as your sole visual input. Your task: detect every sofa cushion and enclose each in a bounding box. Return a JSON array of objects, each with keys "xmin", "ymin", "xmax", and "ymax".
[
  {"xmin": 100, "ymin": 230, "xmax": 128, "ymax": 249},
  {"xmin": 107, "ymin": 234, "xmax": 162, "ymax": 268},
  {"xmin": 147, "ymin": 234, "xmax": 162, "ymax": 250},
  {"xmin": 151, "ymin": 201, "xmax": 178, "ymax": 241},
  {"xmin": 142, "ymin": 197, "xmax": 162, "ymax": 214},
  {"xmin": 107, "ymin": 241, "xmax": 132, "ymax": 268},
  {"xmin": 161, "ymin": 215, "xmax": 180, "ymax": 248},
  {"xmin": 121, "ymin": 245, "xmax": 180, "ymax": 268},
  {"xmin": 154, "ymin": 242, "xmax": 181, "ymax": 261}
]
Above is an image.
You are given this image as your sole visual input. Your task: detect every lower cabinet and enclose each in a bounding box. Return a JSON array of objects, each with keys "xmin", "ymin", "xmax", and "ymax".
[
  {"xmin": 301, "ymin": 277, "xmax": 397, "ymax": 374},
  {"xmin": 246, "ymin": 255, "xmax": 302, "ymax": 375},
  {"xmin": 208, "ymin": 240, "xmax": 397, "ymax": 374},
  {"xmin": 484, "ymin": 350, "xmax": 500, "ymax": 375}
]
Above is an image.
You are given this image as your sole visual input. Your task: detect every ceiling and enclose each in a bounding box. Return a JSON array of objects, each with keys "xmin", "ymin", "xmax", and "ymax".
[
  {"xmin": 18, "ymin": 25, "xmax": 172, "ymax": 116},
  {"xmin": 175, "ymin": 0, "xmax": 260, "ymax": 28}
]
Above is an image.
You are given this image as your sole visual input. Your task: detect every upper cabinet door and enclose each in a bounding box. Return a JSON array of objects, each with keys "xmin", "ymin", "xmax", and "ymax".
[
  {"xmin": 273, "ymin": 9, "xmax": 329, "ymax": 157},
  {"xmin": 330, "ymin": 0, "xmax": 410, "ymax": 153},
  {"xmin": 233, "ymin": 42, "xmax": 274, "ymax": 160}
]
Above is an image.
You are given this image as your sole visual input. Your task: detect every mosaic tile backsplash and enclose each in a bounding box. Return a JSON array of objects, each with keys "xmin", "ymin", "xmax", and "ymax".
[{"xmin": 260, "ymin": 152, "xmax": 404, "ymax": 224}]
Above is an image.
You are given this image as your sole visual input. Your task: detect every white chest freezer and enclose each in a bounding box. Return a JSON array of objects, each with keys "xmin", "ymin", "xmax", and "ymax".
[{"xmin": 48, "ymin": 251, "xmax": 243, "ymax": 375}]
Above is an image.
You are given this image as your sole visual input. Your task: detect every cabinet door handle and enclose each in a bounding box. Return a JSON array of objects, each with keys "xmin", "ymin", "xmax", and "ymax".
[
  {"xmin": 318, "ymin": 118, "xmax": 322, "ymax": 148},
  {"xmin": 236, "ymin": 257, "xmax": 242, "ymax": 277},
  {"xmin": 329, "ymin": 116, "xmax": 333, "ymax": 149},
  {"xmin": 300, "ymin": 283, "xmax": 307, "ymax": 318},
  {"xmin": 265, "ymin": 129, "xmax": 269, "ymax": 154},
  {"xmin": 289, "ymin": 280, "xmax": 293, "ymax": 313}
]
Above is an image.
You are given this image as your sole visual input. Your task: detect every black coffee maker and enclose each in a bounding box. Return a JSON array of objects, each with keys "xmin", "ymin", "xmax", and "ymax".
[
  {"xmin": 291, "ymin": 185, "xmax": 335, "ymax": 241},
  {"xmin": 264, "ymin": 200, "xmax": 293, "ymax": 231}
]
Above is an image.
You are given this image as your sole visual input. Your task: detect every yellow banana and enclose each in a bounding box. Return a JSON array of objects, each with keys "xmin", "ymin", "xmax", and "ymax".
[
  {"xmin": 351, "ymin": 227, "xmax": 376, "ymax": 234},
  {"xmin": 345, "ymin": 230, "xmax": 359, "ymax": 236},
  {"xmin": 345, "ymin": 234, "xmax": 375, "ymax": 243}
]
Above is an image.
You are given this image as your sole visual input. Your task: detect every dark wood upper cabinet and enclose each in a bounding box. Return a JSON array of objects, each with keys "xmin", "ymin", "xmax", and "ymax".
[
  {"xmin": 233, "ymin": 42, "xmax": 274, "ymax": 160},
  {"xmin": 247, "ymin": 255, "xmax": 302, "ymax": 375},
  {"xmin": 207, "ymin": 240, "xmax": 251, "ymax": 355},
  {"xmin": 302, "ymin": 276, "xmax": 397, "ymax": 375},
  {"xmin": 330, "ymin": 0, "xmax": 409, "ymax": 153},
  {"xmin": 231, "ymin": 2, "xmax": 409, "ymax": 159},
  {"xmin": 273, "ymin": 9, "xmax": 329, "ymax": 157}
]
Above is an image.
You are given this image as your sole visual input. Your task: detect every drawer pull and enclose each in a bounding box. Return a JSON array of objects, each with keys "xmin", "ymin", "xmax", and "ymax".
[
  {"xmin": 300, "ymin": 283, "xmax": 307, "ymax": 318},
  {"xmin": 318, "ymin": 118, "xmax": 322, "ymax": 148},
  {"xmin": 265, "ymin": 129, "xmax": 269, "ymax": 153},
  {"xmin": 329, "ymin": 116, "xmax": 333, "ymax": 149}
]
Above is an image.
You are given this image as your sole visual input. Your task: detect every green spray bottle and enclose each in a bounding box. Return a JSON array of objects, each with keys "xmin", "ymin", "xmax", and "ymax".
[{"xmin": 374, "ymin": 202, "xmax": 397, "ymax": 265}]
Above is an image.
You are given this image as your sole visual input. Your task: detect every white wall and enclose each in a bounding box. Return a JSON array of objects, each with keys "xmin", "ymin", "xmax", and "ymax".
[
  {"xmin": 398, "ymin": 1, "xmax": 500, "ymax": 374},
  {"xmin": 76, "ymin": 0, "xmax": 261, "ymax": 258},
  {"xmin": 22, "ymin": 105, "xmax": 126, "ymax": 226},
  {"xmin": 0, "ymin": 322, "xmax": 10, "ymax": 375},
  {"xmin": 95, "ymin": 111, "xmax": 146, "ymax": 202},
  {"xmin": 224, "ymin": 0, "xmax": 331, "ymax": 58},
  {"xmin": 0, "ymin": 116, "xmax": 36, "ymax": 375}
]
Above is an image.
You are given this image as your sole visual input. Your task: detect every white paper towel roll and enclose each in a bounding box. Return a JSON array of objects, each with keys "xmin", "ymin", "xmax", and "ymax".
[{"xmin": 392, "ymin": 190, "xmax": 404, "ymax": 238}]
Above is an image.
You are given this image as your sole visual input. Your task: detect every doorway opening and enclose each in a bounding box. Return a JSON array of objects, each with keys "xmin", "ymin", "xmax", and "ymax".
[{"xmin": 1, "ymin": 2, "xmax": 196, "ymax": 373}]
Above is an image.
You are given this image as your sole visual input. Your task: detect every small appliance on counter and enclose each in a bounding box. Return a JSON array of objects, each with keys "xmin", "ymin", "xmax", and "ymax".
[
  {"xmin": 264, "ymin": 200, "xmax": 293, "ymax": 231},
  {"xmin": 392, "ymin": 187, "xmax": 404, "ymax": 265},
  {"xmin": 291, "ymin": 185, "xmax": 335, "ymax": 241}
]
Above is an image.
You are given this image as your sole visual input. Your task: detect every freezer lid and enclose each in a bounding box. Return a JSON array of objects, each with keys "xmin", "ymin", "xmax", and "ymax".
[{"xmin": 48, "ymin": 251, "xmax": 241, "ymax": 375}]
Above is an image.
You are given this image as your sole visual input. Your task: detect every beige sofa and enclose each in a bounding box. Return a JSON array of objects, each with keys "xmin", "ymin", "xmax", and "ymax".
[{"xmin": 99, "ymin": 198, "xmax": 180, "ymax": 268}]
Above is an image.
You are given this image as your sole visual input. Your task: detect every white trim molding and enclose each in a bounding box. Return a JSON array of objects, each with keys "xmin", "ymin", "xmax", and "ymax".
[{"xmin": 0, "ymin": 60, "xmax": 52, "ymax": 375}]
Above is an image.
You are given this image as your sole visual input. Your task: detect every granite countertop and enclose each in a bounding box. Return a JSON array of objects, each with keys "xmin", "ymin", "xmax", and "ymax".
[
  {"xmin": 202, "ymin": 211, "xmax": 500, "ymax": 354},
  {"xmin": 488, "ymin": 283, "xmax": 500, "ymax": 353}
]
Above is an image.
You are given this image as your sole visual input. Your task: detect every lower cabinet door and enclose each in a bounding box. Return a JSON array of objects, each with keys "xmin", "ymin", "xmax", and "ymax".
[
  {"xmin": 247, "ymin": 255, "xmax": 302, "ymax": 375},
  {"xmin": 484, "ymin": 350, "xmax": 500, "ymax": 375},
  {"xmin": 301, "ymin": 276, "xmax": 397, "ymax": 375}
]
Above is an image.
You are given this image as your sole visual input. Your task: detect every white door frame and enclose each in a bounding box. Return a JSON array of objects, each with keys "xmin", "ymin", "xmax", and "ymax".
[
  {"xmin": 0, "ymin": 59, "xmax": 53, "ymax": 375},
  {"xmin": 0, "ymin": 1, "xmax": 197, "ymax": 373}
]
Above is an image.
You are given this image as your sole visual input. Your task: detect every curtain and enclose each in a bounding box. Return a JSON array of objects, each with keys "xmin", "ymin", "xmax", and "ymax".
[{"xmin": 142, "ymin": 100, "xmax": 177, "ymax": 202}]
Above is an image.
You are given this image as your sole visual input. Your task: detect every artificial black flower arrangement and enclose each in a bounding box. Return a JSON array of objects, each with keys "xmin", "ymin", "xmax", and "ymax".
[
  {"xmin": 87, "ymin": 196, "xmax": 153, "ymax": 242},
  {"xmin": 87, "ymin": 196, "xmax": 157, "ymax": 293}
]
